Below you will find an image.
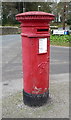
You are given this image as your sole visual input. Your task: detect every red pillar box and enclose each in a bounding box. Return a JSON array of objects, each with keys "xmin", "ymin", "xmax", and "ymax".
[{"xmin": 16, "ymin": 11, "xmax": 55, "ymax": 106}]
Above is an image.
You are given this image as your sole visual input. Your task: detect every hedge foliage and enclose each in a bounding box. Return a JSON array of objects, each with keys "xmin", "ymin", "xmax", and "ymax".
[{"xmin": 50, "ymin": 35, "xmax": 71, "ymax": 46}]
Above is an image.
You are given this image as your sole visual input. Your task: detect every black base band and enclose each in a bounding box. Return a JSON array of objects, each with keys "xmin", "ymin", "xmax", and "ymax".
[{"xmin": 23, "ymin": 90, "xmax": 49, "ymax": 106}]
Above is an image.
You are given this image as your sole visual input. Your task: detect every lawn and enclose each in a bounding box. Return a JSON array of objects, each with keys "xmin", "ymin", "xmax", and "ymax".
[{"xmin": 50, "ymin": 35, "xmax": 71, "ymax": 47}]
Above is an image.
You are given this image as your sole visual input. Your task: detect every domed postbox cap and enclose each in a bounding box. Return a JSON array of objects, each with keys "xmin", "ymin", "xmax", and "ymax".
[{"xmin": 16, "ymin": 11, "xmax": 55, "ymax": 22}]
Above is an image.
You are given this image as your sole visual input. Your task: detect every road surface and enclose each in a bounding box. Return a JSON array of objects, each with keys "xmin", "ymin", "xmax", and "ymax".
[{"xmin": 2, "ymin": 34, "xmax": 69, "ymax": 82}]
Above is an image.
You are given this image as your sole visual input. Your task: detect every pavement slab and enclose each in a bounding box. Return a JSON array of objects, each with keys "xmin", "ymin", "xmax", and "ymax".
[{"xmin": 2, "ymin": 73, "xmax": 69, "ymax": 118}]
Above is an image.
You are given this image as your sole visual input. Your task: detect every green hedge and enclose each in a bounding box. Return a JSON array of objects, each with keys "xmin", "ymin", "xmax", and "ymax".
[{"xmin": 50, "ymin": 35, "xmax": 71, "ymax": 47}]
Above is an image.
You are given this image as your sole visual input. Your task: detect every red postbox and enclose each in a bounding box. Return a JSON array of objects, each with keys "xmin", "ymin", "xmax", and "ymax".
[{"xmin": 16, "ymin": 11, "xmax": 55, "ymax": 106}]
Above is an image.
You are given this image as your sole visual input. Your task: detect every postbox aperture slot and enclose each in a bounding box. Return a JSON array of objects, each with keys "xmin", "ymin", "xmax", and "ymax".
[{"xmin": 37, "ymin": 29, "xmax": 48, "ymax": 32}]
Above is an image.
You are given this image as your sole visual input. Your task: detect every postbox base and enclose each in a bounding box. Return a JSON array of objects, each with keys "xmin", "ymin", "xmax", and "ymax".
[{"xmin": 23, "ymin": 90, "xmax": 49, "ymax": 106}]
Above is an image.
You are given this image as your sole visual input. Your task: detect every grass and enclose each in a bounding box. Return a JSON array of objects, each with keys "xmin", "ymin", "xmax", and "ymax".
[
  {"xmin": 2, "ymin": 24, "xmax": 20, "ymax": 27},
  {"xmin": 50, "ymin": 35, "xmax": 71, "ymax": 47},
  {"xmin": 50, "ymin": 22, "xmax": 69, "ymax": 28}
]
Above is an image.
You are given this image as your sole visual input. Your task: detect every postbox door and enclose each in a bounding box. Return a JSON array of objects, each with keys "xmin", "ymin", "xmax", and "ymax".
[{"xmin": 22, "ymin": 36, "xmax": 50, "ymax": 94}]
